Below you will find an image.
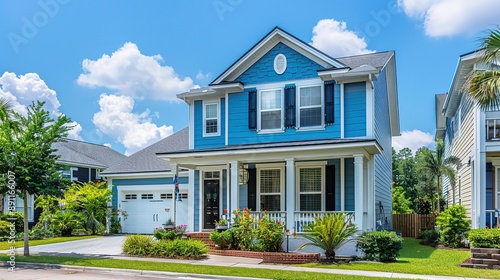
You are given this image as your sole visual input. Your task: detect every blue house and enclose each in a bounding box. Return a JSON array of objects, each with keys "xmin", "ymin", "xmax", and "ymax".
[{"xmin": 158, "ymin": 27, "xmax": 399, "ymax": 232}]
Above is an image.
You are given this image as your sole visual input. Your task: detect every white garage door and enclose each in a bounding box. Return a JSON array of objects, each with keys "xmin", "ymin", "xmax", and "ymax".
[{"xmin": 120, "ymin": 191, "xmax": 188, "ymax": 234}]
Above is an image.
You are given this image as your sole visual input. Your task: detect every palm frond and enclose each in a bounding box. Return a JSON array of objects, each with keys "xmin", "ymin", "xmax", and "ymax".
[
  {"xmin": 480, "ymin": 27, "xmax": 500, "ymax": 64},
  {"xmin": 466, "ymin": 70, "xmax": 500, "ymax": 111}
]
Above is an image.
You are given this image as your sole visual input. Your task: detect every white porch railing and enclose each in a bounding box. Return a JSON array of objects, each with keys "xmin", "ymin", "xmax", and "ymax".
[
  {"xmin": 294, "ymin": 211, "xmax": 355, "ymax": 233},
  {"xmin": 249, "ymin": 211, "xmax": 286, "ymax": 228},
  {"xmin": 486, "ymin": 209, "xmax": 499, "ymax": 228}
]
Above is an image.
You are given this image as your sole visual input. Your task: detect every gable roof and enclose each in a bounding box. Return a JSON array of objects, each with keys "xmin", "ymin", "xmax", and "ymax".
[
  {"xmin": 53, "ymin": 139, "xmax": 127, "ymax": 169},
  {"xmin": 210, "ymin": 27, "xmax": 347, "ymax": 85},
  {"xmin": 101, "ymin": 127, "xmax": 189, "ymax": 175},
  {"xmin": 336, "ymin": 51, "xmax": 394, "ymax": 70}
]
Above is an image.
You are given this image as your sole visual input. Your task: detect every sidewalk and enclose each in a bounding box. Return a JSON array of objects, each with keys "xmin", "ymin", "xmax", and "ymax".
[{"xmin": 0, "ymin": 252, "xmax": 493, "ymax": 280}]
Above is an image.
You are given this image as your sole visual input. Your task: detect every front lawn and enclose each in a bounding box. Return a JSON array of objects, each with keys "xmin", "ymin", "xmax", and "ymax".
[
  {"xmin": 301, "ymin": 238, "xmax": 499, "ymax": 279},
  {"xmin": 0, "ymin": 235, "xmax": 99, "ymax": 250}
]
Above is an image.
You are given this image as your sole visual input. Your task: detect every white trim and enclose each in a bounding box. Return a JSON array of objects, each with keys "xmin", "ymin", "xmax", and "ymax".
[
  {"xmin": 189, "ymin": 102, "xmax": 194, "ymax": 149},
  {"xmin": 257, "ymin": 164, "xmax": 285, "ymax": 211},
  {"xmin": 296, "ymin": 83, "xmax": 324, "ymax": 130},
  {"xmin": 201, "ymin": 170, "xmax": 223, "ymax": 231},
  {"xmin": 285, "ymin": 158, "xmax": 295, "ymax": 230},
  {"xmin": 225, "ymin": 92, "xmax": 229, "ymax": 146},
  {"xmin": 202, "ymin": 100, "xmax": 221, "ymax": 137},
  {"xmin": 340, "ymin": 83, "xmax": 345, "ymax": 138},
  {"xmin": 366, "ymin": 81, "xmax": 374, "ymax": 138},
  {"xmin": 257, "ymin": 88, "xmax": 284, "ymax": 132},
  {"xmin": 274, "ymin": 53, "xmax": 287, "ymax": 75},
  {"xmin": 230, "ymin": 161, "xmax": 239, "ymax": 218},
  {"xmin": 188, "ymin": 169, "xmax": 194, "ymax": 232},
  {"xmin": 295, "ymin": 164, "xmax": 325, "ymax": 211},
  {"xmin": 340, "ymin": 158, "xmax": 345, "ymax": 211},
  {"xmin": 245, "ymin": 78, "xmax": 323, "ymax": 90},
  {"xmin": 102, "ymin": 171, "xmax": 189, "ymax": 179}
]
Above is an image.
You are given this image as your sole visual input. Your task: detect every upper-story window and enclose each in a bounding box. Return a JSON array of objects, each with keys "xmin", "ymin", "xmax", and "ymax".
[
  {"xmin": 259, "ymin": 89, "xmax": 283, "ymax": 131},
  {"xmin": 203, "ymin": 101, "xmax": 220, "ymax": 136},
  {"xmin": 298, "ymin": 85, "xmax": 323, "ymax": 128}
]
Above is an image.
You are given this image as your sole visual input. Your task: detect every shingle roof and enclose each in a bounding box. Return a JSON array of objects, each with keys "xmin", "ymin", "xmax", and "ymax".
[
  {"xmin": 101, "ymin": 128, "xmax": 189, "ymax": 175},
  {"xmin": 335, "ymin": 51, "xmax": 394, "ymax": 70},
  {"xmin": 53, "ymin": 139, "xmax": 127, "ymax": 169}
]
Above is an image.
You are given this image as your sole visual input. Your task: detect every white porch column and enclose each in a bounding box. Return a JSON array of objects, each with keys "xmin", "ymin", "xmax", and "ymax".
[
  {"xmin": 172, "ymin": 164, "xmax": 179, "ymax": 225},
  {"xmin": 354, "ymin": 154, "xmax": 364, "ymax": 229},
  {"xmin": 230, "ymin": 161, "xmax": 239, "ymax": 223},
  {"xmin": 285, "ymin": 158, "xmax": 295, "ymax": 231}
]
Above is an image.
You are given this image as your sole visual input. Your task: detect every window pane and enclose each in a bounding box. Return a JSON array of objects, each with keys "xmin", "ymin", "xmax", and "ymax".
[
  {"xmin": 261, "ymin": 90, "xmax": 281, "ymax": 110},
  {"xmin": 300, "ymin": 108, "xmax": 322, "ymax": 127},
  {"xmin": 205, "ymin": 104, "xmax": 218, "ymax": 119},
  {"xmin": 299, "ymin": 168, "xmax": 322, "ymax": 192},
  {"xmin": 300, "ymin": 194, "xmax": 321, "ymax": 211},
  {"xmin": 300, "ymin": 86, "xmax": 321, "ymax": 107},
  {"xmin": 261, "ymin": 195, "xmax": 281, "ymax": 211},
  {"xmin": 261, "ymin": 111, "xmax": 281, "ymax": 130},
  {"xmin": 260, "ymin": 169, "xmax": 281, "ymax": 193},
  {"xmin": 205, "ymin": 119, "xmax": 217, "ymax": 134}
]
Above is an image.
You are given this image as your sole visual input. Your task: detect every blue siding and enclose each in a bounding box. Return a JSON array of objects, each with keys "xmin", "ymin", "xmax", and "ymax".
[
  {"xmin": 344, "ymin": 82, "xmax": 366, "ymax": 137},
  {"xmin": 194, "ymin": 98, "xmax": 225, "ymax": 149},
  {"xmin": 227, "ymin": 84, "xmax": 341, "ymax": 145},
  {"xmin": 236, "ymin": 42, "xmax": 324, "ymax": 84},
  {"xmin": 239, "ymin": 184, "xmax": 248, "ymax": 209},
  {"xmin": 194, "ymin": 170, "xmax": 200, "ymax": 232},
  {"xmin": 344, "ymin": 158, "xmax": 355, "ymax": 211},
  {"xmin": 373, "ymin": 68, "xmax": 393, "ymax": 229},
  {"xmin": 113, "ymin": 177, "xmax": 188, "ymax": 185},
  {"xmin": 222, "ymin": 169, "xmax": 228, "ymax": 211},
  {"xmin": 112, "ymin": 185, "xmax": 118, "ymax": 208}
]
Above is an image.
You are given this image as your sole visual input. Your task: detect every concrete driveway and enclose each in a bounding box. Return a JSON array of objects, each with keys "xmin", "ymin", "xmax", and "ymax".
[{"xmin": 21, "ymin": 235, "xmax": 125, "ymax": 256}]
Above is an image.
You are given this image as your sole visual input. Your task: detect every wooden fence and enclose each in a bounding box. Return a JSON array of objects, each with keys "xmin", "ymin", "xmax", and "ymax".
[{"xmin": 392, "ymin": 214, "xmax": 436, "ymax": 238}]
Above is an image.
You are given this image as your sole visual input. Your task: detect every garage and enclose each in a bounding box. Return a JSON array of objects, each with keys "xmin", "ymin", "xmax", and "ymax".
[{"xmin": 118, "ymin": 188, "xmax": 188, "ymax": 234}]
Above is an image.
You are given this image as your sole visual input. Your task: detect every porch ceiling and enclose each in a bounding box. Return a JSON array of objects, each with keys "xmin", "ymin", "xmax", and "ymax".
[{"xmin": 157, "ymin": 139, "xmax": 381, "ymax": 168}]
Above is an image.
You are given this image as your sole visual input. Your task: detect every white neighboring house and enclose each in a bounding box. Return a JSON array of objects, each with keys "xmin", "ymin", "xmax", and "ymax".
[
  {"xmin": 1, "ymin": 138, "xmax": 127, "ymax": 227},
  {"xmin": 101, "ymin": 128, "xmax": 191, "ymax": 234},
  {"xmin": 437, "ymin": 50, "xmax": 500, "ymax": 229}
]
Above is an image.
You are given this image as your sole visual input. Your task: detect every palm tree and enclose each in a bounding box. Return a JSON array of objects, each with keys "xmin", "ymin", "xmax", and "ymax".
[
  {"xmin": 420, "ymin": 139, "xmax": 462, "ymax": 212},
  {"xmin": 466, "ymin": 27, "xmax": 500, "ymax": 110},
  {"xmin": 0, "ymin": 97, "xmax": 20, "ymax": 137}
]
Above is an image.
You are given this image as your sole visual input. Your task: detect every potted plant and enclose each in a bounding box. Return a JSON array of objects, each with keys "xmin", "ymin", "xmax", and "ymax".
[
  {"xmin": 215, "ymin": 219, "xmax": 228, "ymax": 230},
  {"xmin": 210, "ymin": 229, "xmax": 233, "ymax": 249},
  {"xmin": 163, "ymin": 218, "xmax": 175, "ymax": 230}
]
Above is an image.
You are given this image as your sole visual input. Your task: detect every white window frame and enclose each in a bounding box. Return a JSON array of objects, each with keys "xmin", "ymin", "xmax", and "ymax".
[
  {"xmin": 257, "ymin": 88, "xmax": 284, "ymax": 133},
  {"xmin": 295, "ymin": 162, "xmax": 326, "ymax": 211},
  {"xmin": 4, "ymin": 194, "xmax": 34, "ymax": 222},
  {"xmin": 256, "ymin": 164, "xmax": 285, "ymax": 211},
  {"xmin": 203, "ymin": 100, "xmax": 220, "ymax": 137},
  {"xmin": 297, "ymin": 84, "xmax": 324, "ymax": 130}
]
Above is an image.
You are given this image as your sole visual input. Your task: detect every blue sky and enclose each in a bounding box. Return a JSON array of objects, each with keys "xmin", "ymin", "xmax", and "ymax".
[{"xmin": 1, "ymin": 0, "xmax": 499, "ymax": 155}]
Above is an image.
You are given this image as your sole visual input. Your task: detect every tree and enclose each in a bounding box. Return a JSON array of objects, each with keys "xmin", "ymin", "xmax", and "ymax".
[
  {"xmin": 419, "ymin": 139, "xmax": 461, "ymax": 212},
  {"xmin": 465, "ymin": 27, "xmax": 500, "ymax": 110},
  {"xmin": 392, "ymin": 186, "xmax": 412, "ymax": 214},
  {"xmin": 0, "ymin": 101, "xmax": 72, "ymax": 256},
  {"xmin": 392, "ymin": 148, "xmax": 418, "ymax": 210}
]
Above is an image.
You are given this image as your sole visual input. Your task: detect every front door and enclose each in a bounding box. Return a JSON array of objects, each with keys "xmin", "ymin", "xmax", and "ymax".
[{"xmin": 204, "ymin": 179, "xmax": 219, "ymax": 229}]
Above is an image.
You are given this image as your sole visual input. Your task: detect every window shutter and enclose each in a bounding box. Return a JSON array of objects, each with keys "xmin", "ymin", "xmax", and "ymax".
[
  {"xmin": 248, "ymin": 89, "xmax": 257, "ymax": 130},
  {"xmin": 247, "ymin": 168, "xmax": 256, "ymax": 211},
  {"xmin": 324, "ymin": 81, "xmax": 335, "ymax": 125},
  {"xmin": 325, "ymin": 165, "xmax": 335, "ymax": 211},
  {"xmin": 284, "ymin": 85, "xmax": 296, "ymax": 128}
]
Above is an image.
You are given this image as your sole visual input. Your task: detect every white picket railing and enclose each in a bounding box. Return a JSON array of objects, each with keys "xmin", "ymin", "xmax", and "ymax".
[
  {"xmin": 293, "ymin": 211, "xmax": 355, "ymax": 232},
  {"xmin": 486, "ymin": 209, "xmax": 499, "ymax": 228},
  {"xmin": 249, "ymin": 211, "xmax": 286, "ymax": 228}
]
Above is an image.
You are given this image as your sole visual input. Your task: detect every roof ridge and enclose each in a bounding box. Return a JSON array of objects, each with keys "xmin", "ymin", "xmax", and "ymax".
[{"xmin": 335, "ymin": 50, "xmax": 394, "ymax": 60}]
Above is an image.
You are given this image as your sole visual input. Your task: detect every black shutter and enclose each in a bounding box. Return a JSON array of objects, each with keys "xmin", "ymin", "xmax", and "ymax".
[
  {"xmin": 284, "ymin": 85, "xmax": 296, "ymax": 128},
  {"xmin": 324, "ymin": 81, "xmax": 335, "ymax": 125},
  {"xmin": 248, "ymin": 89, "xmax": 257, "ymax": 130},
  {"xmin": 247, "ymin": 168, "xmax": 257, "ymax": 211},
  {"xmin": 325, "ymin": 165, "xmax": 336, "ymax": 211}
]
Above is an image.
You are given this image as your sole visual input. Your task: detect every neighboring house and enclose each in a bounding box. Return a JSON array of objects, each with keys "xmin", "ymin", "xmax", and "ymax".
[
  {"xmin": 101, "ymin": 128, "xmax": 190, "ymax": 234},
  {"xmin": 2, "ymin": 138, "xmax": 127, "ymax": 226},
  {"xmin": 437, "ymin": 50, "xmax": 500, "ymax": 229},
  {"xmin": 157, "ymin": 27, "xmax": 400, "ymax": 232}
]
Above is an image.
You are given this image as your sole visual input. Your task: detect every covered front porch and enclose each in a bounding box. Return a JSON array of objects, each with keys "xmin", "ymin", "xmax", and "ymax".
[{"xmin": 158, "ymin": 139, "xmax": 381, "ymax": 232}]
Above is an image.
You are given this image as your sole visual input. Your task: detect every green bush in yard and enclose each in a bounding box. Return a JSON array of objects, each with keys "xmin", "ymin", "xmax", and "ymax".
[
  {"xmin": 468, "ymin": 228, "xmax": 500, "ymax": 248},
  {"xmin": 123, "ymin": 235, "xmax": 155, "ymax": 256},
  {"xmin": 435, "ymin": 205, "xmax": 470, "ymax": 248},
  {"xmin": 0, "ymin": 220, "xmax": 12, "ymax": 237},
  {"xmin": 357, "ymin": 230, "xmax": 403, "ymax": 262},
  {"xmin": 418, "ymin": 229, "xmax": 440, "ymax": 244},
  {"xmin": 0, "ymin": 212, "xmax": 24, "ymax": 233},
  {"xmin": 153, "ymin": 239, "xmax": 208, "ymax": 259}
]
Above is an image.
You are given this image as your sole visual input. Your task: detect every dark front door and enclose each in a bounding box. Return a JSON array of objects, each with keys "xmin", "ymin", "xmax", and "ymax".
[{"xmin": 204, "ymin": 179, "xmax": 219, "ymax": 229}]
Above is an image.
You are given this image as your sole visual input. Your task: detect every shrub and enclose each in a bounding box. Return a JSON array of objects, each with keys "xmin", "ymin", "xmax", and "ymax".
[
  {"xmin": 435, "ymin": 205, "xmax": 470, "ymax": 248},
  {"xmin": 109, "ymin": 208, "xmax": 121, "ymax": 234},
  {"xmin": 0, "ymin": 212, "xmax": 24, "ymax": 233},
  {"xmin": 357, "ymin": 230, "xmax": 402, "ymax": 262},
  {"xmin": 29, "ymin": 227, "xmax": 54, "ymax": 240},
  {"xmin": 153, "ymin": 239, "xmax": 208, "ymax": 259},
  {"xmin": 153, "ymin": 228, "xmax": 168, "ymax": 240},
  {"xmin": 50, "ymin": 211, "xmax": 85, "ymax": 236},
  {"xmin": 123, "ymin": 235, "xmax": 155, "ymax": 256},
  {"xmin": 418, "ymin": 229, "xmax": 440, "ymax": 244},
  {"xmin": 468, "ymin": 228, "xmax": 500, "ymax": 248},
  {"xmin": 254, "ymin": 215, "xmax": 284, "ymax": 252},
  {"xmin": 227, "ymin": 227, "xmax": 240, "ymax": 249},
  {"xmin": 232, "ymin": 208, "xmax": 255, "ymax": 250},
  {"xmin": 0, "ymin": 220, "xmax": 12, "ymax": 237},
  {"xmin": 298, "ymin": 213, "xmax": 358, "ymax": 260},
  {"xmin": 210, "ymin": 230, "xmax": 233, "ymax": 249}
]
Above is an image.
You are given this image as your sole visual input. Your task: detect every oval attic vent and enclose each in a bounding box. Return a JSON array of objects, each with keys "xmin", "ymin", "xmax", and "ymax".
[{"xmin": 274, "ymin": 53, "xmax": 287, "ymax": 75}]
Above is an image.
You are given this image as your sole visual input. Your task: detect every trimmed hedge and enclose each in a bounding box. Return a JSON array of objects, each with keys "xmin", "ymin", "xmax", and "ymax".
[
  {"xmin": 357, "ymin": 231, "xmax": 402, "ymax": 262},
  {"xmin": 468, "ymin": 228, "xmax": 500, "ymax": 248},
  {"xmin": 123, "ymin": 235, "xmax": 208, "ymax": 259}
]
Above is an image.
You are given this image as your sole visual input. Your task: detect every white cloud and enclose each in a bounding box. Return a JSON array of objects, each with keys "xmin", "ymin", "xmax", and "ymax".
[
  {"xmin": 196, "ymin": 71, "xmax": 212, "ymax": 80},
  {"xmin": 398, "ymin": 0, "xmax": 500, "ymax": 37},
  {"xmin": 77, "ymin": 42, "xmax": 196, "ymax": 102},
  {"xmin": 310, "ymin": 19, "xmax": 374, "ymax": 57},
  {"xmin": 392, "ymin": 129, "xmax": 434, "ymax": 153},
  {"xmin": 103, "ymin": 143, "xmax": 112, "ymax": 148},
  {"xmin": 0, "ymin": 72, "xmax": 83, "ymax": 139},
  {"xmin": 93, "ymin": 93, "xmax": 173, "ymax": 155}
]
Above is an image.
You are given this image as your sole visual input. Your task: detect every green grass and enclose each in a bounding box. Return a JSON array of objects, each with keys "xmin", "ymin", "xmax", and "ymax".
[
  {"xmin": 0, "ymin": 255, "xmax": 407, "ymax": 280},
  {"xmin": 300, "ymin": 238, "xmax": 499, "ymax": 279},
  {"xmin": 0, "ymin": 235, "xmax": 99, "ymax": 250}
]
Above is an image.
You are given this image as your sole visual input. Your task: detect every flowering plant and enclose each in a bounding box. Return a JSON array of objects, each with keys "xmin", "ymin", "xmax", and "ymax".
[
  {"xmin": 254, "ymin": 214, "xmax": 285, "ymax": 252},
  {"xmin": 285, "ymin": 226, "xmax": 297, "ymax": 238}
]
